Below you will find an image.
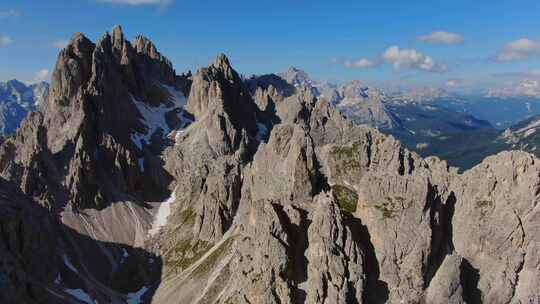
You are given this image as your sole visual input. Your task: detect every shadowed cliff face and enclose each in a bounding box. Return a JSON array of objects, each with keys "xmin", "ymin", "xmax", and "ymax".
[
  {"xmin": 0, "ymin": 177, "xmax": 162, "ymax": 304},
  {"xmin": 0, "ymin": 26, "xmax": 188, "ymax": 212},
  {"xmin": 0, "ymin": 26, "xmax": 539, "ymax": 304}
]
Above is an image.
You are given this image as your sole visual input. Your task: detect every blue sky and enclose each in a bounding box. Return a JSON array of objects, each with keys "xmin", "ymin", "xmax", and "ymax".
[{"xmin": 1, "ymin": 0, "xmax": 540, "ymax": 92}]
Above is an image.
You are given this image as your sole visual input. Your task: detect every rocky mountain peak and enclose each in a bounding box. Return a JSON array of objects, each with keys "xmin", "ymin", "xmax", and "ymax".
[
  {"xmin": 0, "ymin": 26, "xmax": 191, "ymax": 210},
  {"xmin": 279, "ymin": 66, "xmax": 315, "ymax": 88},
  {"xmin": 207, "ymin": 53, "xmax": 237, "ymax": 84},
  {"xmin": 133, "ymin": 34, "xmax": 172, "ymax": 69},
  {"xmin": 211, "ymin": 53, "xmax": 231, "ymax": 68},
  {"xmin": 49, "ymin": 32, "xmax": 94, "ymax": 104},
  {"xmin": 111, "ymin": 24, "xmax": 125, "ymax": 48},
  {"xmin": 187, "ymin": 54, "xmax": 256, "ymax": 129},
  {"xmin": 67, "ymin": 32, "xmax": 95, "ymax": 57},
  {"xmin": 4, "ymin": 79, "xmax": 26, "ymax": 91}
]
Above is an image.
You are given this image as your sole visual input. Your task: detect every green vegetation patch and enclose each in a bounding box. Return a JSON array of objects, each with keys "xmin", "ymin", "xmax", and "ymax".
[
  {"xmin": 374, "ymin": 204, "xmax": 396, "ymax": 219},
  {"xmin": 331, "ymin": 142, "xmax": 363, "ymax": 173},
  {"xmin": 332, "ymin": 184, "xmax": 359, "ymax": 214},
  {"xmin": 374, "ymin": 196, "xmax": 412, "ymax": 219},
  {"xmin": 476, "ymin": 200, "xmax": 493, "ymax": 208},
  {"xmin": 476, "ymin": 199, "xmax": 494, "ymax": 217},
  {"xmin": 192, "ymin": 237, "xmax": 235, "ymax": 278},
  {"xmin": 224, "ymin": 297, "xmax": 238, "ymax": 304},
  {"xmin": 165, "ymin": 239, "xmax": 213, "ymax": 276},
  {"xmin": 331, "ymin": 141, "xmax": 361, "ymax": 159},
  {"xmin": 177, "ymin": 207, "xmax": 196, "ymax": 225}
]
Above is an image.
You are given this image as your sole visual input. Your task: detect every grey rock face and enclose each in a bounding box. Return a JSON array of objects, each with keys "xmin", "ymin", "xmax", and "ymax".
[
  {"xmin": 156, "ymin": 55, "xmax": 539, "ymax": 304},
  {"xmin": 0, "ymin": 26, "xmax": 190, "ymax": 210},
  {"xmin": 245, "ymin": 123, "xmax": 318, "ymax": 202},
  {"xmin": 305, "ymin": 193, "xmax": 365, "ymax": 304},
  {"xmin": 449, "ymin": 151, "xmax": 540, "ymax": 303},
  {"xmin": 424, "ymin": 254, "xmax": 466, "ymax": 304},
  {"xmin": 0, "ymin": 177, "xmax": 161, "ymax": 304}
]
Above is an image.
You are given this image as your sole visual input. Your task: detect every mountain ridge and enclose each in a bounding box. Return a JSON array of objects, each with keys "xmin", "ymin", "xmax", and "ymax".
[{"xmin": 0, "ymin": 27, "xmax": 539, "ymax": 304}]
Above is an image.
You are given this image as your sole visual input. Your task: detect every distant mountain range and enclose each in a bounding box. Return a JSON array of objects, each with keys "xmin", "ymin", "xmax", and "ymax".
[
  {"xmin": 487, "ymin": 79, "xmax": 540, "ymax": 99},
  {"xmin": 437, "ymin": 114, "xmax": 540, "ymax": 169},
  {"xmin": 274, "ymin": 68, "xmax": 499, "ymax": 166},
  {"xmin": 432, "ymin": 95, "xmax": 540, "ymax": 129},
  {"xmin": 0, "ymin": 79, "xmax": 49, "ymax": 135},
  {"xmin": 2, "ymin": 67, "xmax": 540, "ymax": 171},
  {"xmin": 272, "ymin": 67, "xmax": 540, "ymax": 169},
  {"xmin": 500, "ymin": 114, "xmax": 540, "ymax": 154}
]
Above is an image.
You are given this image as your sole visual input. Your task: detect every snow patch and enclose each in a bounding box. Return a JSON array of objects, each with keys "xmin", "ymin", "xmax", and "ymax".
[
  {"xmin": 120, "ymin": 248, "xmax": 130, "ymax": 264},
  {"xmin": 256, "ymin": 122, "xmax": 269, "ymax": 141},
  {"xmin": 130, "ymin": 133, "xmax": 145, "ymax": 150},
  {"xmin": 416, "ymin": 142, "xmax": 429, "ymax": 150},
  {"xmin": 162, "ymin": 84, "xmax": 187, "ymax": 108},
  {"xmin": 148, "ymin": 189, "xmax": 176, "ymax": 236},
  {"xmin": 63, "ymin": 255, "xmax": 78, "ymax": 274},
  {"xmin": 131, "ymin": 96, "xmax": 172, "ymax": 148},
  {"xmin": 524, "ymin": 128, "xmax": 536, "ymax": 137},
  {"xmin": 46, "ymin": 288, "xmax": 66, "ymax": 300},
  {"xmin": 130, "ymin": 84, "xmax": 190, "ymax": 149},
  {"xmin": 64, "ymin": 288, "xmax": 95, "ymax": 304},
  {"xmin": 516, "ymin": 119, "xmax": 540, "ymax": 134},
  {"xmin": 126, "ymin": 286, "xmax": 149, "ymax": 304}
]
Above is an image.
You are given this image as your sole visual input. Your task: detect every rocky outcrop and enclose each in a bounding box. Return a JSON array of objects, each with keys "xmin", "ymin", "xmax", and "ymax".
[
  {"xmin": 244, "ymin": 123, "xmax": 319, "ymax": 202},
  {"xmin": 0, "ymin": 177, "xmax": 161, "ymax": 304},
  {"xmin": 305, "ymin": 193, "xmax": 365, "ymax": 304},
  {"xmin": 424, "ymin": 254, "xmax": 466, "ymax": 304},
  {"xmin": 0, "ymin": 26, "xmax": 190, "ymax": 211},
  {"xmin": 449, "ymin": 151, "xmax": 540, "ymax": 303}
]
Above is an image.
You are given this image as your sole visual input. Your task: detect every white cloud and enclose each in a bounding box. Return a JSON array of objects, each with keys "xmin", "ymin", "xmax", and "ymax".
[
  {"xmin": 343, "ymin": 46, "xmax": 446, "ymax": 72},
  {"xmin": 0, "ymin": 9, "xmax": 20, "ymax": 19},
  {"xmin": 446, "ymin": 79, "xmax": 463, "ymax": 87},
  {"xmin": 416, "ymin": 142, "xmax": 429, "ymax": 150},
  {"xmin": 344, "ymin": 58, "xmax": 377, "ymax": 69},
  {"xmin": 33, "ymin": 69, "xmax": 49, "ymax": 83},
  {"xmin": 0, "ymin": 35, "xmax": 14, "ymax": 46},
  {"xmin": 507, "ymin": 38, "xmax": 538, "ymax": 52},
  {"xmin": 382, "ymin": 46, "xmax": 447, "ymax": 72},
  {"xmin": 496, "ymin": 38, "xmax": 540, "ymax": 62},
  {"xmin": 97, "ymin": 0, "xmax": 172, "ymax": 5},
  {"xmin": 418, "ymin": 31, "xmax": 464, "ymax": 44},
  {"xmin": 53, "ymin": 39, "xmax": 70, "ymax": 49}
]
